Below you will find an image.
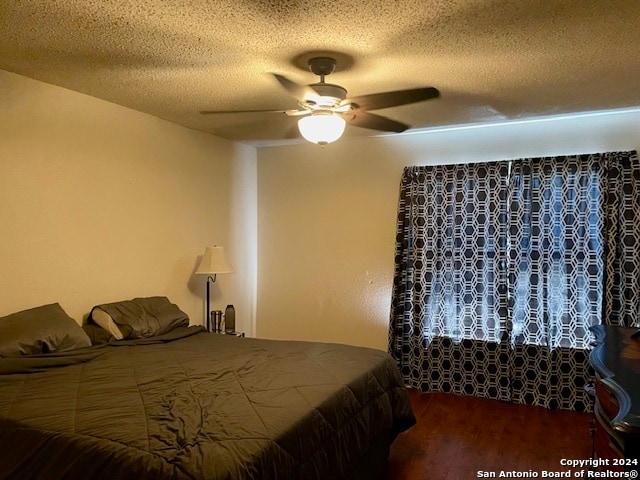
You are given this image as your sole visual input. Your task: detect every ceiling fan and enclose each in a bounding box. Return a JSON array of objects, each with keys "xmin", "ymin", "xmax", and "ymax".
[{"xmin": 200, "ymin": 56, "xmax": 440, "ymax": 145}]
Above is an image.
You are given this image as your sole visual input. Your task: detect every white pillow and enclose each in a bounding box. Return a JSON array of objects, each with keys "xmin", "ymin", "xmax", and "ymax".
[{"xmin": 91, "ymin": 307, "xmax": 124, "ymax": 340}]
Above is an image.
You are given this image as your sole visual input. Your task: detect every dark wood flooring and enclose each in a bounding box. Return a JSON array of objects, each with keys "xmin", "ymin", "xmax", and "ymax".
[{"xmin": 386, "ymin": 389, "xmax": 593, "ymax": 479}]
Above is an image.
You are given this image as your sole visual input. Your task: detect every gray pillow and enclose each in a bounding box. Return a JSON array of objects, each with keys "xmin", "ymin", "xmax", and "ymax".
[
  {"xmin": 0, "ymin": 303, "xmax": 92, "ymax": 357},
  {"xmin": 89, "ymin": 296, "xmax": 189, "ymax": 340}
]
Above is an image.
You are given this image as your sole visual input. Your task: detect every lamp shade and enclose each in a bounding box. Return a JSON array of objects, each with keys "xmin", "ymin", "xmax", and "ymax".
[
  {"xmin": 298, "ymin": 112, "xmax": 346, "ymax": 145},
  {"xmin": 195, "ymin": 246, "xmax": 234, "ymax": 275}
]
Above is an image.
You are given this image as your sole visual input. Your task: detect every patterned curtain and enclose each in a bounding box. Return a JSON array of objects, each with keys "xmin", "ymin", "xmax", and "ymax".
[
  {"xmin": 389, "ymin": 150, "xmax": 640, "ymax": 412},
  {"xmin": 389, "ymin": 162, "xmax": 512, "ymax": 401},
  {"xmin": 507, "ymin": 155, "xmax": 603, "ymax": 410},
  {"xmin": 601, "ymin": 152, "xmax": 640, "ymax": 326}
]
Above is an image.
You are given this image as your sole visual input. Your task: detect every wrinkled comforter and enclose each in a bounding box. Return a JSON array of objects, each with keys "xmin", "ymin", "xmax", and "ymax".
[{"xmin": 0, "ymin": 328, "xmax": 415, "ymax": 479}]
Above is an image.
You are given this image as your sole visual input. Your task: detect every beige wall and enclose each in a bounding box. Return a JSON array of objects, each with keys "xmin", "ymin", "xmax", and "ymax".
[
  {"xmin": 0, "ymin": 70, "xmax": 258, "ymax": 332},
  {"xmin": 4, "ymin": 67, "xmax": 640, "ymax": 351},
  {"xmin": 257, "ymin": 111, "xmax": 640, "ymax": 350}
]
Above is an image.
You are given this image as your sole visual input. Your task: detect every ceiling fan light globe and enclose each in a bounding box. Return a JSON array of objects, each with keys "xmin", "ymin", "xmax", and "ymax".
[{"xmin": 298, "ymin": 113, "xmax": 346, "ymax": 145}]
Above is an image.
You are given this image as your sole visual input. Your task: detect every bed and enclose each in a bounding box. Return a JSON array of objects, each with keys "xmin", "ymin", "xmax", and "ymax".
[{"xmin": 0, "ymin": 298, "xmax": 415, "ymax": 479}]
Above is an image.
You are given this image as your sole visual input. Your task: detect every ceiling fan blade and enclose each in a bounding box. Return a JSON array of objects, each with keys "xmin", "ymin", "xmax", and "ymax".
[
  {"xmin": 200, "ymin": 108, "xmax": 295, "ymax": 115},
  {"xmin": 201, "ymin": 115, "xmax": 300, "ymax": 142},
  {"xmin": 273, "ymin": 73, "xmax": 319, "ymax": 101},
  {"xmin": 346, "ymin": 87, "xmax": 439, "ymax": 111},
  {"xmin": 348, "ymin": 111, "xmax": 410, "ymax": 133},
  {"xmin": 285, "ymin": 124, "xmax": 301, "ymax": 139}
]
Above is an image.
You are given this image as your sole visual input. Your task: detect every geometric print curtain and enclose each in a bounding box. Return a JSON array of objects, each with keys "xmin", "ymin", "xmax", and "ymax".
[
  {"xmin": 600, "ymin": 151, "xmax": 640, "ymax": 327},
  {"xmin": 388, "ymin": 150, "xmax": 640, "ymax": 412},
  {"xmin": 388, "ymin": 162, "xmax": 513, "ymax": 402},
  {"xmin": 507, "ymin": 155, "xmax": 602, "ymax": 410}
]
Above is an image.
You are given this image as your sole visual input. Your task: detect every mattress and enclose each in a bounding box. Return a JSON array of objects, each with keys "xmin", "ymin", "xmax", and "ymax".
[{"xmin": 0, "ymin": 327, "xmax": 415, "ymax": 479}]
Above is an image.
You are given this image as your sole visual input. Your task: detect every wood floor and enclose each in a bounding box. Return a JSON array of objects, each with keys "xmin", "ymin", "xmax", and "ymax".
[{"xmin": 386, "ymin": 389, "xmax": 593, "ymax": 479}]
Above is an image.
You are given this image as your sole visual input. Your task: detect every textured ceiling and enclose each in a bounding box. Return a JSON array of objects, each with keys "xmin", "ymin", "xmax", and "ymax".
[{"xmin": 1, "ymin": 0, "xmax": 640, "ymax": 147}]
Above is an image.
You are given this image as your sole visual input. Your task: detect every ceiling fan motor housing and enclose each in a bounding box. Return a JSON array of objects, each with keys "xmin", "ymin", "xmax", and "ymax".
[
  {"xmin": 302, "ymin": 56, "xmax": 348, "ymax": 108},
  {"xmin": 307, "ymin": 83, "xmax": 347, "ymax": 108}
]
